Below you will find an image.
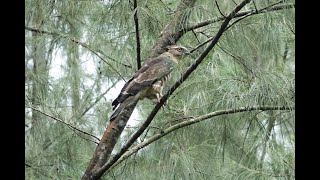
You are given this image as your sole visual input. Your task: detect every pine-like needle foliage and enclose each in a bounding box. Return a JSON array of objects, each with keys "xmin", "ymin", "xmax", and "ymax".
[{"xmin": 25, "ymin": 0, "xmax": 294, "ymax": 179}]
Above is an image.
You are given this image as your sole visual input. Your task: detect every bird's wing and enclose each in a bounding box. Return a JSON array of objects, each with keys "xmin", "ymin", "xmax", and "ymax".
[{"xmin": 112, "ymin": 56, "xmax": 175, "ymax": 109}]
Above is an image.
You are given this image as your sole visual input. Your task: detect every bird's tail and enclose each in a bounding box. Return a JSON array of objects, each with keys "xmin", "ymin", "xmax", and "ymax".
[
  {"xmin": 112, "ymin": 93, "xmax": 132, "ymax": 110},
  {"xmin": 109, "ymin": 95, "xmax": 139, "ymax": 122}
]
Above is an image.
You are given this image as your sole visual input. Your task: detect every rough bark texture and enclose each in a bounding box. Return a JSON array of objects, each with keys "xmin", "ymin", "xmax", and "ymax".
[
  {"xmin": 81, "ymin": 1, "xmax": 196, "ymax": 179},
  {"xmin": 148, "ymin": 0, "xmax": 196, "ymax": 58},
  {"xmin": 91, "ymin": 1, "xmax": 253, "ymax": 176},
  {"xmin": 81, "ymin": 96, "xmax": 138, "ymax": 180}
]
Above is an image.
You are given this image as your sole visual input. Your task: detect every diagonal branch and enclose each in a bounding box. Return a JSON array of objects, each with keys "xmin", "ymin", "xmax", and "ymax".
[
  {"xmin": 190, "ymin": 36, "xmax": 214, "ymax": 53},
  {"xmin": 97, "ymin": 0, "xmax": 253, "ymax": 174},
  {"xmin": 25, "ymin": 26, "xmax": 130, "ymax": 81},
  {"xmin": 133, "ymin": 0, "xmax": 141, "ymax": 69},
  {"xmin": 107, "ymin": 106, "xmax": 294, "ymax": 171},
  {"xmin": 28, "ymin": 106, "xmax": 100, "ymax": 143}
]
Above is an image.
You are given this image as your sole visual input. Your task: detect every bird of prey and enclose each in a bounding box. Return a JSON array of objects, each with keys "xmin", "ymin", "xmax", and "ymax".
[{"xmin": 110, "ymin": 45, "xmax": 189, "ymax": 121}]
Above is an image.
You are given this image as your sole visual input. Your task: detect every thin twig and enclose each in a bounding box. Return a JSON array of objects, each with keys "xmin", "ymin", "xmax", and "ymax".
[
  {"xmin": 252, "ymin": 0, "xmax": 258, "ymax": 13},
  {"xmin": 190, "ymin": 36, "xmax": 214, "ymax": 53},
  {"xmin": 215, "ymin": 0, "xmax": 226, "ymax": 18},
  {"xmin": 232, "ymin": 0, "xmax": 238, "ymax": 5},
  {"xmin": 133, "ymin": 0, "xmax": 142, "ymax": 69},
  {"xmin": 224, "ymin": 11, "xmax": 254, "ymax": 32},
  {"xmin": 191, "ymin": 30, "xmax": 201, "ymax": 44},
  {"xmin": 216, "ymin": 44, "xmax": 256, "ymax": 77},
  {"xmin": 28, "ymin": 106, "xmax": 100, "ymax": 142}
]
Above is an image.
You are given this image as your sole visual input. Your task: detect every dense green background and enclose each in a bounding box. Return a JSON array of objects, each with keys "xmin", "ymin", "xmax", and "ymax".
[{"xmin": 25, "ymin": 0, "xmax": 295, "ymax": 179}]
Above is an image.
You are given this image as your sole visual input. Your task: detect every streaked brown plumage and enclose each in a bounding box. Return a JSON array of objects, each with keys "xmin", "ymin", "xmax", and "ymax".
[{"xmin": 110, "ymin": 45, "xmax": 189, "ymax": 121}]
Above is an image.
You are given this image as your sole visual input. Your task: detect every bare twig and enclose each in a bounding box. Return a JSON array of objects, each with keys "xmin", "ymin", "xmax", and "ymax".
[
  {"xmin": 224, "ymin": 11, "xmax": 254, "ymax": 31},
  {"xmin": 107, "ymin": 106, "xmax": 294, "ymax": 170},
  {"xmin": 252, "ymin": 0, "xmax": 258, "ymax": 13},
  {"xmin": 190, "ymin": 36, "xmax": 214, "ymax": 53},
  {"xmin": 232, "ymin": 0, "xmax": 238, "ymax": 5},
  {"xmin": 215, "ymin": 0, "xmax": 226, "ymax": 18},
  {"xmin": 133, "ymin": 0, "xmax": 141, "ymax": 69},
  {"xmin": 28, "ymin": 106, "xmax": 100, "ymax": 142},
  {"xmin": 191, "ymin": 30, "xmax": 201, "ymax": 44}
]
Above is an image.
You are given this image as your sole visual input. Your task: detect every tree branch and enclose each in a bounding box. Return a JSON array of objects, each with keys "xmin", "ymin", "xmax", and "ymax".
[
  {"xmin": 190, "ymin": 36, "xmax": 214, "ymax": 53},
  {"xmin": 182, "ymin": 3, "xmax": 295, "ymax": 33},
  {"xmin": 149, "ymin": 0, "xmax": 197, "ymax": 58},
  {"xmin": 133, "ymin": 0, "xmax": 141, "ymax": 69},
  {"xmin": 215, "ymin": 0, "xmax": 226, "ymax": 18},
  {"xmin": 107, "ymin": 106, "xmax": 294, "ymax": 171},
  {"xmin": 97, "ymin": 0, "xmax": 253, "ymax": 174},
  {"xmin": 25, "ymin": 26, "xmax": 130, "ymax": 81},
  {"xmin": 27, "ymin": 106, "xmax": 100, "ymax": 143}
]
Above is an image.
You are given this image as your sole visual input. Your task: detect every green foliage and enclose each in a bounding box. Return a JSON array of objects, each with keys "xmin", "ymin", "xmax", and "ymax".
[{"xmin": 25, "ymin": 0, "xmax": 294, "ymax": 179}]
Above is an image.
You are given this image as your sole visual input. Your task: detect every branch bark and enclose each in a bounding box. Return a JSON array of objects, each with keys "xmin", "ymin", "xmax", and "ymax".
[
  {"xmin": 81, "ymin": 1, "xmax": 197, "ymax": 179},
  {"xmin": 107, "ymin": 106, "xmax": 294, "ymax": 171},
  {"xmin": 148, "ymin": 0, "xmax": 197, "ymax": 58},
  {"xmin": 95, "ymin": 0, "xmax": 253, "ymax": 176},
  {"xmin": 81, "ymin": 0, "xmax": 293, "ymax": 179},
  {"xmin": 81, "ymin": 96, "xmax": 139, "ymax": 180}
]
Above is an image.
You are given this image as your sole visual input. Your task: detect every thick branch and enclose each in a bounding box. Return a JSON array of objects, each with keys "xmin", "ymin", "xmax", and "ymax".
[
  {"xmin": 183, "ymin": 3, "xmax": 295, "ymax": 32},
  {"xmin": 81, "ymin": 96, "xmax": 139, "ymax": 180},
  {"xmin": 133, "ymin": 0, "xmax": 141, "ymax": 69},
  {"xmin": 97, "ymin": 0, "xmax": 252, "ymax": 174},
  {"xmin": 108, "ymin": 106, "xmax": 294, "ymax": 170},
  {"xmin": 148, "ymin": 0, "xmax": 196, "ymax": 58}
]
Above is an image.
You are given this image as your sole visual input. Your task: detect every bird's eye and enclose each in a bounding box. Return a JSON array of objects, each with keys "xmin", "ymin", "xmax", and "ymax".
[{"xmin": 178, "ymin": 48, "xmax": 182, "ymax": 51}]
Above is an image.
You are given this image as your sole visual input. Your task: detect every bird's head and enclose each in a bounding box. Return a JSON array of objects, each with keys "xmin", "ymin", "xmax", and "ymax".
[{"xmin": 166, "ymin": 45, "xmax": 190, "ymax": 60}]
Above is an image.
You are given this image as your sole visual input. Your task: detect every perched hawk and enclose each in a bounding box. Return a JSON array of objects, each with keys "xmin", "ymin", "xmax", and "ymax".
[{"xmin": 110, "ymin": 45, "xmax": 189, "ymax": 121}]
